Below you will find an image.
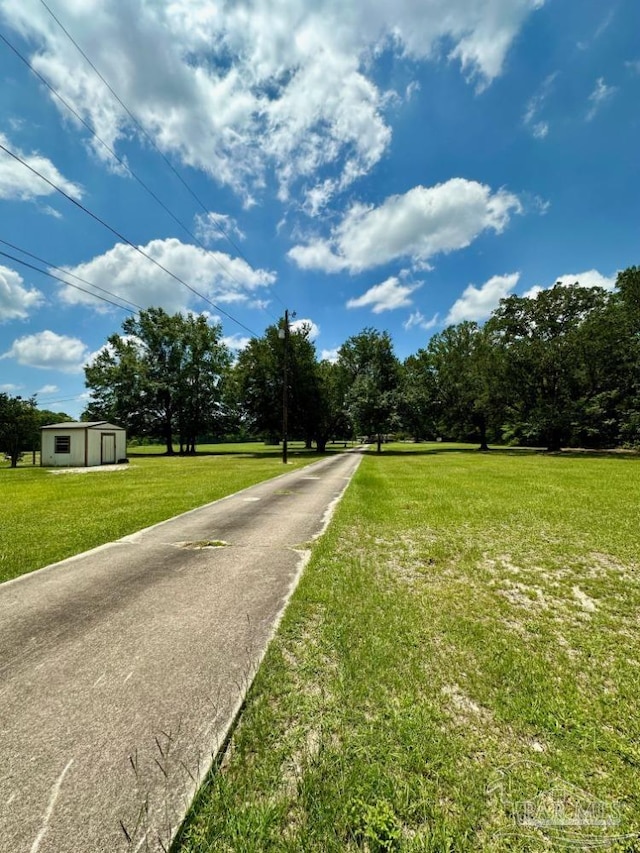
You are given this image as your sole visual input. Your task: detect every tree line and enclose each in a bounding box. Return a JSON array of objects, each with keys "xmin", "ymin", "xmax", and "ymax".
[
  {"xmin": 1, "ymin": 266, "xmax": 638, "ymax": 463},
  {"xmin": 0, "ymin": 396, "xmax": 72, "ymax": 467}
]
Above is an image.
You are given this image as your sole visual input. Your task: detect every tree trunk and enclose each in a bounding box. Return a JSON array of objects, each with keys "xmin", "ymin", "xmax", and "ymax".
[
  {"xmin": 305, "ymin": 437, "xmax": 313, "ymax": 449},
  {"xmin": 165, "ymin": 429, "xmax": 174, "ymax": 455},
  {"xmin": 377, "ymin": 433, "xmax": 382, "ymax": 453},
  {"xmin": 546, "ymin": 425, "xmax": 562, "ymax": 452},
  {"xmin": 478, "ymin": 416, "xmax": 489, "ymax": 451},
  {"xmin": 316, "ymin": 437, "xmax": 327, "ymax": 453}
]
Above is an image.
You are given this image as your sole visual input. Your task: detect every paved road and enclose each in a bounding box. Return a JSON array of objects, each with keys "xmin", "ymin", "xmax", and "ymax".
[{"xmin": 0, "ymin": 450, "xmax": 363, "ymax": 853}]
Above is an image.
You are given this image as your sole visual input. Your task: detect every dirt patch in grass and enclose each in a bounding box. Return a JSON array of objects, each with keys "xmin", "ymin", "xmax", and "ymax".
[{"xmin": 49, "ymin": 463, "xmax": 132, "ymax": 474}]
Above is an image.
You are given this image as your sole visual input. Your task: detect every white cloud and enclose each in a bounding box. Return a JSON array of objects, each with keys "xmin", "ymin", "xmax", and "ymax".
[
  {"xmin": 586, "ymin": 78, "xmax": 617, "ymax": 121},
  {"xmin": 557, "ymin": 270, "xmax": 616, "ymax": 291},
  {"xmin": 288, "ymin": 239, "xmax": 348, "ymax": 273},
  {"xmin": 532, "ymin": 195, "xmax": 551, "ymax": 215},
  {"xmin": 0, "ymin": 0, "xmax": 542, "ymax": 204},
  {"xmin": 522, "ymin": 270, "xmax": 617, "ymax": 298},
  {"xmin": 523, "ymin": 72, "xmax": 556, "ymax": 138},
  {"xmin": 320, "ymin": 348, "xmax": 339, "ymax": 363},
  {"xmin": 446, "ymin": 272, "xmax": 520, "ymax": 324},
  {"xmin": 347, "ymin": 276, "xmax": 419, "ymax": 313},
  {"xmin": 0, "ymin": 132, "xmax": 83, "ymax": 202},
  {"xmin": 36, "ymin": 384, "xmax": 60, "ymax": 395},
  {"xmin": 290, "ymin": 318, "xmax": 320, "ymax": 339},
  {"xmin": 0, "ymin": 264, "xmax": 44, "ymax": 321},
  {"xmin": 221, "ymin": 334, "xmax": 251, "ymax": 351},
  {"xmin": 41, "ymin": 204, "xmax": 63, "ymax": 219},
  {"xmin": 290, "ymin": 179, "xmax": 521, "ymax": 273},
  {"xmin": 303, "ymin": 179, "xmax": 340, "ymax": 217},
  {"xmin": 0, "ymin": 383, "xmax": 23, "ymax": 392},
  {"xmin": 444, "ymin": 0, "xmax": 545, "ymax": 88},
  {"xmin": 194, "ymin": 211, "xmax": 245, "ymax": 245},
  {"xmin": 405, "ymin": 81, "xmax": 421, "ymax": 101},
  {"xmin": 577, "ymin": 10, "xmax": 615, "ymax": 51},
  {"xmin": 521, "ymin": 285, "xmax": 543, "ymax": 299},
  {"xmin": 57, "ymin": 238, "xmax": 276, "ymax": 314},
  {"xmin": 625, "ymin": 59, "xmax": 640, "ymax": 75},
  {"xmin": 403, "ymin": 310, "xmax": 439, "ymax": 331},
  {"xmin": 2, "ymin": 330, "xmax": 92, "ymax": 373}
]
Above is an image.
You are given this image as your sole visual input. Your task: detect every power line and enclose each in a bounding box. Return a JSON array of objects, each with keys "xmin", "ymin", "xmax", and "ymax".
[
  {"xmin": 35, "ymin": 2, "xmax": 289, "ymax": 313},
  {"xmin": 0, "ymin": 140, "xmax": 259, "ymax": 337},
  {"xmin": 0, "ymin": 248, "xmax": 136, "ymax": 313},
  {"xmin": 0, "ymin": 29, "xmax": 272, "ymax": 317},
  {"xmin": 34, "ymin": 395, "xmax": 87, "ymax": 406},
  {"xmin": 0, "ymin": 238, "xmax": 142, "ymax": 311}
]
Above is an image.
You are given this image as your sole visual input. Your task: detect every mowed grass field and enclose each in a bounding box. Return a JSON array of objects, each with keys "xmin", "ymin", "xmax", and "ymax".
[
  {"xmin": 0, "ymin": 442, "xmax": 330, "ymax": 583},
  {"xmin": 176, "ymin": 444, "xmax": 640, "ymax": 852}
]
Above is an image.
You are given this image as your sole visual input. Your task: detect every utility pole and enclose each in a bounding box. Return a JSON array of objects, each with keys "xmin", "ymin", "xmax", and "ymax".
[{"xmin": 279, "ymin": 309, "xmax": 289, "ymax": 464}]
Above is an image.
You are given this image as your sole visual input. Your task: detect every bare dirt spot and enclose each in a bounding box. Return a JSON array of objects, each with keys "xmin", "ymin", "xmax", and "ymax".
[
  {"xmin": 441, "ymin": 684, "xmax": 492, "ymax": 726},
  {"xmin": 483, "ymin": 554, "xmax": 522, "ymax": 575},
  {"xmin": 498, "ymin": 581, "xmax": 548, "ymax": 611},
  {"xmin": 49, "ymin": 463, "xmax": 132, "ymax": 474},
  {"xmin": 501, "ymin": 618, "xmax": 530, "ymax": 640},
  {"xmin": 587, "ymin": 552, "xmax": 636, "ymax": 581},
  {"xmin": 572, "ymin": 585, "xmax": 597, "ymax": 613}
]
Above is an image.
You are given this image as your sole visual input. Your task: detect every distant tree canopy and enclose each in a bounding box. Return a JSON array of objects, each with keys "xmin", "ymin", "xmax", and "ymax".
[
  {"xmin": 74, "ymin": 266, "xmax": 639, "ymax": 455},
  {"xmin": 234, "ymin": 321, "xmax": 320, "ymax": 445},
  {"xmin": 0, "ymin": 394, "xmax": 39, "ymax": 467},
  {"xmin": 84, "ymin": 307, "xmax": 231, "ymax": 454},
  {"xmin": 0, "ymin": 396, "xmax": 73, "ymax": 467},
  {"xmin": 338, "ymin": 328, "xmax": 400, "ymax": 452},
  {"xmin": 485, "ymin": 274, "xmax": 640, "ymax": 450}
]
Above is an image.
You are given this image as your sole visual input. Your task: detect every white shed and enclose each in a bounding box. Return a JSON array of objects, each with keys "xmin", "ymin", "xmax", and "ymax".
[{"xmin": 41, "ymin": 422, "xmax": 127, "ymax": 467}]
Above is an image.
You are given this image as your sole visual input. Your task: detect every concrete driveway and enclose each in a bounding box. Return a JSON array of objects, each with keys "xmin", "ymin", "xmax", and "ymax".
[{"xmin": 0, "ymin": 450, "xmax": 363, "ymax": 853}]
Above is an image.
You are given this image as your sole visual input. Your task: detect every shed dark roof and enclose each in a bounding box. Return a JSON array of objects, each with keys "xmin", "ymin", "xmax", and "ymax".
[{"xmin": 41, "ymin": 421, "xmax": 125, "ymax": 430}]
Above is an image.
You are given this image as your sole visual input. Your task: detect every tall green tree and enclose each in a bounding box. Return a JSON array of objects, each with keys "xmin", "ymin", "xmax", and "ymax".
[
  {"xmin": 234, "ymin": 321, "xmax": 321, "ymax": 444},
  {"xmin": 338, "ymin": 329, "xmax": 400, "ymax": 452},
  {"xmin": 0, "ymin": 394, "xmax": 39, "ymax": 467},
  {"xmin": 611, "ymin": 266, "xmax": 640, "ymax": 446},
  {"xmin": 398, "ymin": 352, "xmax": 438, "ymax": 441},
  {"xmin": 312, "ymin": 359, "xmax": 351, "ymax": 452},
  {"xmin": 84, "ymin": 334, "xmax": 149, "ymax": 435},
  {"xmin": 174, "ymin": 313, "xmax": 232, "ymax": 453},
  {"xmin": 84, "ymin": 307, "xmax": 230, "ymax": 453},
  {"xmin": 488, "ymin": 283, "xmax": 609, "ymax": 450},
  {"xmin": 426, "ymin": 321, "xmax": 500, "ymax": 450}
]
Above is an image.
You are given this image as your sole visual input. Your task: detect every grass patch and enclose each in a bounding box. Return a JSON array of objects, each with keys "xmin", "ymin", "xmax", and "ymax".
[
  {"xmin": 0, "ymin": 442, "xmax": 327, "ymax": 583},
  {"xmin": 176, "ymin": 443, "xmax": 640, "ymax": 852}
]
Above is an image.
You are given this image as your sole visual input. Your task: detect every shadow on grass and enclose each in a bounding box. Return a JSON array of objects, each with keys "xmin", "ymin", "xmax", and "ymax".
[
  {"xmin": 127, "ymin": 446, "xmax": 349, "ymax": 460},
  {"xmin": 362, "ymin": 445, "xmax": 534, "ymax": 457},
  {"xmin": 364, "ymin": 444, "xmax": 639, "ymax": 460}
]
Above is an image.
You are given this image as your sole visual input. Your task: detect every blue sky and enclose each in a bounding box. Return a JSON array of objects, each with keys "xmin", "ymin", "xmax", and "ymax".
[{"xmin": 0, "ymin": 0, "xmax": 638, "ymax": 419}]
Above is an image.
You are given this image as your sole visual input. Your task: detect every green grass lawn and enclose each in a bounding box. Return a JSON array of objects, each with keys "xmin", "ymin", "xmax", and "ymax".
[
  {"xmin": 176, "ymin": 444, "xmax": 640, "ymax": 852},
  {"xmin": 0, "ymin": 442, "xmax": 327, "ymax": 583}
]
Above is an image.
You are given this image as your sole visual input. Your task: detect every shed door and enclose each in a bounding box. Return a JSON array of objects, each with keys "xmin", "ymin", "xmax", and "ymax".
[{"xmin": 101, "ymin": 433, "xmax": 116, "ymax": 464}]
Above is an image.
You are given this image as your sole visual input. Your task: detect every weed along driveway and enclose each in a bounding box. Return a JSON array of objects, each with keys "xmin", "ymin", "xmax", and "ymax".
[{"xmin": 0, "ymin": 450, "xmax": 363, "ymax": 853}]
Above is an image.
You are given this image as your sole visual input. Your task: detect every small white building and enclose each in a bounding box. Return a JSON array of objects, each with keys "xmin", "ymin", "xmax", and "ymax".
[{"xmin": 41, "ymin": 422, "xmax": 127, "ymax": 467}]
